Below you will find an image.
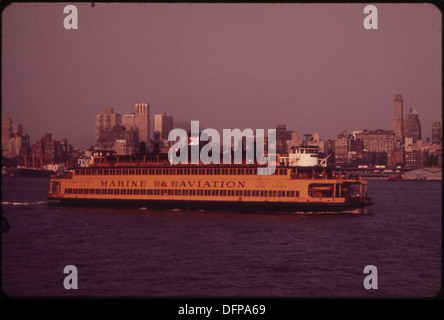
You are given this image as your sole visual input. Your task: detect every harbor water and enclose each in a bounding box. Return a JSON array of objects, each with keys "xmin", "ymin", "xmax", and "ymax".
[{"xmin": 1, "ymin": 177, "xmax": 441, "ymax": 298}]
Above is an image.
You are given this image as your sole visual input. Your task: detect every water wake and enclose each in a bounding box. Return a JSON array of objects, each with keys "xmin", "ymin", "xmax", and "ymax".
[{"xmin": 2, "ymin": 201, "xmax": 47, "ymax": 206}]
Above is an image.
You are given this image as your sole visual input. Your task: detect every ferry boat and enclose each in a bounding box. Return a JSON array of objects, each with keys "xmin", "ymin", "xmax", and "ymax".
[{"xmin": 47, "ymin": 146, "xmax": 373, "ymax": 212}]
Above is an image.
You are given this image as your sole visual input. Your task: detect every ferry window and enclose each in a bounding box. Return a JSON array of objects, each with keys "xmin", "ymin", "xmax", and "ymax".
[
  {"xmin": 135, "ymin": 189, "xmax": 140, "ymax": 195},
  {"xmin": 197, "ymin": 190, "xmax": 202, "ymax": 196},
  {"xmin": 260, "ymin": 190, "xmax": 264, "ymax": 197},
  {"xmin": 205, "ymin": 190, "xmax": 210, "ymax": 196},
  {"xmin": 84, "ymin": 189, "xmax": 89, "ymax": 194},
  {"xmin": 245, "ymin": 190, "xmax": 251, "ymax": 196},
  {"xmin": 78, "ymin": 189, "xmax": 84, "ymax": 194},
  {"xmin": 235, "ymin": 190, "xmax": 241, "ymax": 196},
  {"xmin": 127, "ymin": 189, "xmax": 132, "ymax": 195},
  {"xmin": 190, "ymin": 190, "xmax": 196, "ymax": 195},
  {"xmin": 296, "ymin": 191, "xmax": 299, "ymax": 197},
  {"xmin": 253, "ymin": 168, "xmax": 258, "ymax": 175},
  {"xmin": 212, "ymin": 190, "xmax": 218, "ymax": 196},
  {"xmin": 147, "ymin": 189, "xmax": 153, "ymax": 195},
  {"xmin": 175, "ymin": 190, "xmax": 180, "ymax": 195},
  {"xmin": 183, "ymin": 190, "xmax": 188, "ymax": 195},
  {"xmin": 140, "ymin": 190, "xmax": 145, "ymax": 195},
  {"xmin": 264, "ymin": 190, "xmax": 268, "ymax": 197},
  {"xmin": 229, "ymin": 190, "xmax": 235, "ymax": 196},
  {"xmin": 121, "ymin": 189, "xmax": 126, "ymax": 195}
]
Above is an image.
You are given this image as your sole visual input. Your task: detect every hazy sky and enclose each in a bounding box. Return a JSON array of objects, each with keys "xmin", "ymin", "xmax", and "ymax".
[{"xmin": 2, "ymin": 2, "xmax": 442, "ymax": 148}]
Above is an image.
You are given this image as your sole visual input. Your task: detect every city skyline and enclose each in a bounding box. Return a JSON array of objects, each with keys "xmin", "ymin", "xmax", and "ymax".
[
  {"xmin": 2, "ymin": 3, "xmax": 441, "ymax": 148},
  {"xmin": 3, "ymin": 95, "xmax": 441, "ymax": 151}
]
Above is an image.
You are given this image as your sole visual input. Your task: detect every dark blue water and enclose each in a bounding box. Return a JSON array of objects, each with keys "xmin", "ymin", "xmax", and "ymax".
[{"xmin": 1, "ymin": 177, "xmax": 441, "ymax": 298}]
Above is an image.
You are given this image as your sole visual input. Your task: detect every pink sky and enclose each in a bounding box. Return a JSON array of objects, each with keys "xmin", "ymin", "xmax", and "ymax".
[{"xmin": 2, "ymin": 2, "xmax": 442, "ymax": 148}]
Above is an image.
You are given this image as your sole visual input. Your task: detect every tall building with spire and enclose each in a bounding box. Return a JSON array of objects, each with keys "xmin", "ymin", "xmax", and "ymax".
[{"xmin": 392, "ymin": 94, "xmax": 404, "ymax": 144}]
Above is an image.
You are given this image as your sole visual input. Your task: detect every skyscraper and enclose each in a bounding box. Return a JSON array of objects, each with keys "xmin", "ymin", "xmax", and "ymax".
[
  {"xmin": 134, "ymin": 102, "xmax": 150, "ymax": 144},
  {"xmin": 432, "ymin": 121, "xmax": 441, "ymax": 145},
  {"xmin": 403, "ymin": 108, "xmax": 422, "ymax": 143},
  {"xmin": 154, "ymin": 112, "xmax": 175, "ymax": 140},
  {"xmin": 95, "ymin": 108, "xmax": 121, "ymax": 144},
  {"xmin": 392, "ymin": 94, "xmax": 404, "ymax": 144}
]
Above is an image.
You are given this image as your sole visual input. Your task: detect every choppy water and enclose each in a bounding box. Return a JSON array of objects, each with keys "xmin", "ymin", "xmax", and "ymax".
[{"xmin": 1, "ymin": 177, "xmax": 441, "ymax": 299}]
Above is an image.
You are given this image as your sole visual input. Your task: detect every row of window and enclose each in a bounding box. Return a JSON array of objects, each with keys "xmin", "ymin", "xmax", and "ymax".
[
  {"xmin": 64, "ymin": 188, "xmax": 300, "ymax": 198},
  {"xmin": 75, "ymin": 167, "xmax": 287, "ymax": 176}
]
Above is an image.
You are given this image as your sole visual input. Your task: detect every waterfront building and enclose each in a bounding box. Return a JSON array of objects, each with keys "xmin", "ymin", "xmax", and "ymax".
[
  {"xmin": 403, "ymin": 108, "xmax": 422, "ymax": 143},
  {"xmin": 404, "ymin": 149, "xmax": 428, "ymax": 168},
  {"xmin": 404, "ymin": 167, "xmax": 441, "ymax": 180},
  {"xmin": 387, "ymin": 149, "xmax": 404, "ymax": 168},
  {"xmin": 392, "ymin": 94, "xmax": 404, "ymax": 144},
  {"xmin": 2, "ymin": 118, "xmax": 30, "ymax": 158},
  {"xmin": 354, "ymin": 129, "xmax": 395, "ymax": 153},
  {"xmin": 333, "ymin": 132, "xmax": 349, "ymax": 164}
]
